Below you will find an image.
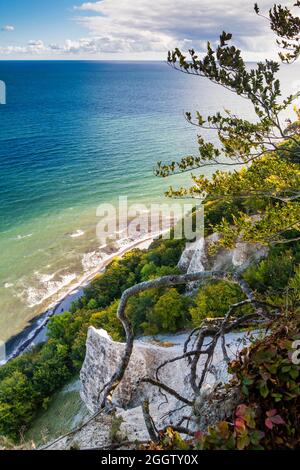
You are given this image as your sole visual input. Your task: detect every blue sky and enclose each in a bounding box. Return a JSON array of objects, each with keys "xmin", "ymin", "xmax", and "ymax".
[
  {"xmin": 0, "ymin": 1, "xmax": 87, "ymax": 46},
  {"xmin": 0, "ymin": 0, "xmax": 289, "ymax": 60}
]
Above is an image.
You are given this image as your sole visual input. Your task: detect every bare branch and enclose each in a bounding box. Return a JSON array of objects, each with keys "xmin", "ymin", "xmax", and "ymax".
[
  {"xmin": 142, "ymin": 399, "xmax": 159, "ymax": 443},
  {"xmin": 141, "ymin": 378, "xmax": 194, "ymax": 407}
]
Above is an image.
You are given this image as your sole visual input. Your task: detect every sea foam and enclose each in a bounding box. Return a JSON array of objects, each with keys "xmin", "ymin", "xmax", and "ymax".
[
  {"xmin": 69, "ymin": 230, "xmax": 85, "ymax": 238},
  {"xmin": 18, "ymin": 272, "xmax": 77, "ymax": 308}
]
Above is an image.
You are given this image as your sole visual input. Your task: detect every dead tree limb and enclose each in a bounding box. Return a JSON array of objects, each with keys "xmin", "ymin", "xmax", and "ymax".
[
  {"xmin": 99, "ymin": 270, "xmax": 260, "ymax": 408},
  {"xmin": 141, "ymin": 378, "xmax": 194, "ymax": 406},
  {"xmin": 142, "ymin": 399, "xmax": 159, "ymax": 443}
]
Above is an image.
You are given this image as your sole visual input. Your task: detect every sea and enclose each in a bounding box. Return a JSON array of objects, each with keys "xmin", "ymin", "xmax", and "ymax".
[{"xmin": 0, "ymin": 60, "xmax": 298, "ymax": 349}]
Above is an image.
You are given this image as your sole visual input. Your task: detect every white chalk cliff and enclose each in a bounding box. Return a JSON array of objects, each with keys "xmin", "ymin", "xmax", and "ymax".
[
  {"xmin": 178, "ymin": 234, "xmax": 268, "ymax": 275},
  {"xmin": 79, "ymin": 328, "xmax": 252, "ymax": 443}
]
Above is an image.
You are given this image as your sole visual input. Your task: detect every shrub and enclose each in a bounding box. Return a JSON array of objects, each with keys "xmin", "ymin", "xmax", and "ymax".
[
  {"xmin": 149, "ymin": 288, "xmax": 190, "ymax": 334},
  {"xmin": 196, "ymin": 313, "xmax": 300, "ymax": 450},
  {"xmin": 244, "ymin": 248, "xmax": 296, "ymax": 295},
  {"xmin": 0, "ymin": 371, "xmax": 36, "ymax": 440},
  {"xmin": 126, "ymin": 290, "xmax": 156, "ymax": 334},
  {"xmin": 189, "ymin": 280, "xmax": 247, "ymax": 326},
  {"xmin": 140, "ymin": 262, "xmax": 158, "ymax": 281},
  {"xmin": 90, "ymin": 300, "xmax": 124, "ymax": 341}
]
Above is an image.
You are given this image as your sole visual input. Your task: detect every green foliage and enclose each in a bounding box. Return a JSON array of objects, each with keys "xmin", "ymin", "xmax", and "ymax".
[
  {"xmin": 90, "ymin": 301, "xmax": 124, "ymax": 341},
  {"xmin": 204, "ymin": 199, "xmax": 243, "ymax": 236},
  {"xmin": 0, "ymin": 371, "xmax": 36, "ymax": 440},
  {"xmin": 156, "ymin": 2, "xmax": 300, "ymax": 250},
  {"xmin": 264, "ymin": 2, "xmax": 300, "ymax": 63},
  {"xmin": 140, "ymin": 262, "xmax": 180, "ymax": 281},
  {"xmin": 189, "ymin": 280, "xmax": 247, "ymax": 325},
  {"xmin": 193, "ymin": 155, "xmax": 300, "ymax": 250},
  {"xmin": 31, "ymin": 340, "xmax": 72, "ymax": 397},
  {"xmin": 47, "ymin": 312, "xmax": 74, "ymax": 346},
  {"xmin": 244, "ymin": 241, "xmax": 300, "ymax": 309},
  {"xmin": 126, "ymin": 286, "xmax": 191, "ymax": 336},
  {"xmin": 145, "ymin": 238, "xmax": 185, "ymax": 267},
  {"xmin": 140, "ymin": 262, "xmax": 158, "ymax": 280},
  {"xmin": 74, "ymin": 250, "xmax": 144, "ymax": 311},
  {"xmin": 148, "ymin": 288, "xmax": 189, "ymax": 334},
  {"xmin": 126, "ymin": 290, "xmax": 156, "ymax": 334},
  {"xmin": 0, "ymin": 339, "xmax": 72, "ymax": 441}
]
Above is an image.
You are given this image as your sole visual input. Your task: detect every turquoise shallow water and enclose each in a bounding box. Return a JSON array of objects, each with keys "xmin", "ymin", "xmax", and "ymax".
[{"xmin": 0, "ymin": 60, "xmax": 298, "ymax": 341}]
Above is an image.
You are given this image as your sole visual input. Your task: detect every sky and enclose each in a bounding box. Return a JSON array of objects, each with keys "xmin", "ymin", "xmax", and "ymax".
[{"xmin": 0, "ymin": 0, "xmax": 294, "ymax": 60}]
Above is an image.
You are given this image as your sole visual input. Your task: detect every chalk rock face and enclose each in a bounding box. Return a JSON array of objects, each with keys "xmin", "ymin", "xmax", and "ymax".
[
  {"xmin": 177, "ymin": 237, "xmax": 206, "ymax": 273},
  {"xmin": 80, "ymin": 328, "xmax": 187, "ymax": 413},
  {"xmin": 178, "ymin": 234, "xmax": 268, "ymax": 274},
  {"xmin": 80, "ymin": 328, "xmax": 252, "ymax": 441}
]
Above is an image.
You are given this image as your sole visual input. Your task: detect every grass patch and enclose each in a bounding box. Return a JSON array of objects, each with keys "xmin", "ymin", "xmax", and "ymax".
[{"xmin": 25, "ymin": 376, "xmax": 90, "ymax": 447}]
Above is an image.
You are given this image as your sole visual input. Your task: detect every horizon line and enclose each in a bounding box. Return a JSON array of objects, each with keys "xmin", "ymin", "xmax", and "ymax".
[{"xmin": 0, "ymin": 58, "xmax": 265, "ymax": 63}]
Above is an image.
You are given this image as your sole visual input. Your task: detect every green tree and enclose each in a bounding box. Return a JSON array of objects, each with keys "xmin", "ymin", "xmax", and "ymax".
[
  {"xmin": 189, "ymin": 281, "xmax": 247, "ymax": 326},
  {"xmin": 150, "ymin": 288, "xmax": 189, "ymax": 334},
  {"xmin": 140, "ymin": 262, "xmax": 158, "ymax": 281},
  {"xmin": 126, "ymin": 290, "xmax": 156, "ymax": 334},
  {"xmin": 0, "ymin": 371, "xmax": 35, "ymax": 439},
  {"xmin": 89, "ymin": 300, "xmax": 124, "ymax": 341},
  {"xmin": 31, "ymin": 340, "xmax": 72, "ymax": 397},
  {"xmin": 155, "ymin": 3, "xmax": 300, "ymax": 249}
]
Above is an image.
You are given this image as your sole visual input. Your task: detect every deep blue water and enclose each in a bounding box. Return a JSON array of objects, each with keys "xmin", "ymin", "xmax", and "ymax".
[{"xmin": 0, "ymin": 61, "xmax": 200, "ymax": 230}]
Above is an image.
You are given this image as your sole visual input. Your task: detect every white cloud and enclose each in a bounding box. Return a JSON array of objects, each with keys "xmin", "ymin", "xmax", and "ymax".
[
  {"xmin": 72, "ymin": 0, "xmax": 279, "ymax": 55},
  {"xmin": 0, "ymin": 40, "xmax": 45, "ymax": 55},
  {"xmin": 1, "ymin": 25, "xmax": 15, "ymax": 32},
  {"xmin": 28, "ymin": 40, "xmax": 44, "ymax": 47},
  {"xmin": 0, "ymin": 1, "xmax": 294, "ymax": 58}
]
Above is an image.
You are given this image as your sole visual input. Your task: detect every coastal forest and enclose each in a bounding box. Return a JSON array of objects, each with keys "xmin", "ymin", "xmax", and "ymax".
[{"xmin": 1, "ymin": 1, "xmax": 300, "ymax": 450}]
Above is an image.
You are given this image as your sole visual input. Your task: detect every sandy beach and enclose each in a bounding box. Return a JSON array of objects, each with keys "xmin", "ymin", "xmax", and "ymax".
[
  {"xmin": 48, "ymin": 235, "xmax": 155, "ymax": 318},
  {"xmin": 5, "ymin": 234, "xmax": 156, "ymax": 362}
]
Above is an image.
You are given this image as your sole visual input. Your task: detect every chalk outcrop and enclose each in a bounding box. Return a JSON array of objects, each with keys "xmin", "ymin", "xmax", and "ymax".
[
  {"xmin": 80, "ymin": 328, "xmax": 186, "ymax": 412},
  {"xmin": 178, "ymin": 234, "xmax": 268, "ymax": 275},
  {"xmin": 79, "ymin": 328, "xmax": 253, "ymax": 443}
]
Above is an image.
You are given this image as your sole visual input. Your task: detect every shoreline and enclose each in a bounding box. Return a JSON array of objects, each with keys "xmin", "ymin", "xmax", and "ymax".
[{"xmin": 4, "ymin": 234, "xmax": 157, "ymax": 363}]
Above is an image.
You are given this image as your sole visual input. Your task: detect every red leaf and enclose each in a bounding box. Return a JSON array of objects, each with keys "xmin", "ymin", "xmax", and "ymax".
[
  {"xmin": 266, "ymin": 409, "xmax": 277, "ymax": 418},
  {"xmin": 265, "ymin": 411, "xmax": 285, "ymax": 429},
  {"xmin": 236, "ymin": 404, "xmax": 247, "ymax": 418},
  {"xmin": 265, "ymin": 418, "xmax": 273, "ymax": 430},
  {"xmin": 235, "ymin": 418, "xmax": 246, "ymax": 432},
  {"xmin": 271, "ymin": 415, "xmax": 285, "ymax": 425}
]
